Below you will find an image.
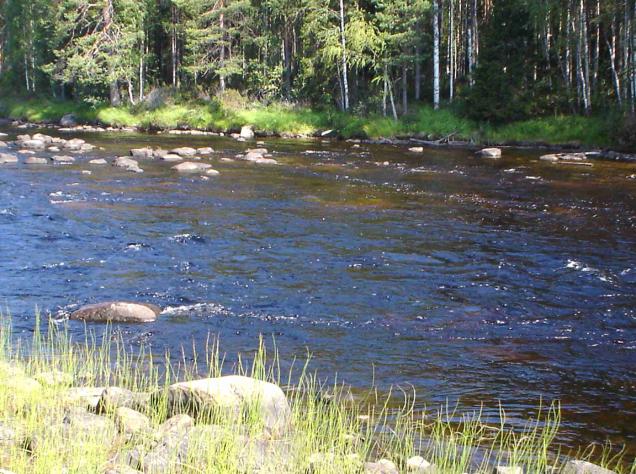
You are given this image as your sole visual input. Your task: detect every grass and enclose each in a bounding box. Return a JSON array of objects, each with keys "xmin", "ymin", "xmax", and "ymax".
[
  {"xmin": 0, "ymin": 312, "xmax": 633, "ymax": 474},
  {"xmin": 0, "ymin": 96, "xmax": 617, "ymax": 148}
]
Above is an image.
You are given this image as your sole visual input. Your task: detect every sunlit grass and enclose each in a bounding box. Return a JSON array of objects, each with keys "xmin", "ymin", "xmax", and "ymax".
[
  {"xmin": 0, "ymin": 96, "xmax": 617, "ymax": 147},
  {"xmin": 0, "ymin": 311, "xmax": 632, "ymax": 473}
]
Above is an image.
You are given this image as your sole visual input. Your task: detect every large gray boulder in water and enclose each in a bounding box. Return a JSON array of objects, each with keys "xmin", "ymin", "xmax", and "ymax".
[
  {"xmin": 60, "ymin": 114, "xmax": 78, "ymax": 127},
  {"xmin": 240, "ymin": 125, "xmax": 255, "ymax": 140},
  {"xmin": 70, "ymin": 302, "xmax": 161, "ymax": 323}
]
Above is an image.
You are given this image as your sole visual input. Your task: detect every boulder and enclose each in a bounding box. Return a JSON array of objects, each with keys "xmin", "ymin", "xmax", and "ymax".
[
  {"xmin": 48, "ymin": 146, "xmax": 61, "ymax": 152},
  {"xmin": 158, "ymin": 375, "xmax": 291, "ymax": 438},
  {"xmin": 562, "ymin": 460, "xmax": 617, "ymax": 474},
  {"xmin": 115, "ymin": 407, "xmax": 151, "ymax": 436},
  {"xmin": 172, "ymin": 162, "xmax": 212, "ymax": 173},
  {"xmin": 18, "ymin": 149, "xmax": 36, "ymax": 155},
  {"xmin": 160, "ymin": 154, "xmax": 183, "ymax": 162},
  {"xmin": 114, "ymin": 156, "xmax": 143, "ymax": 173},
  {"xmin": 32, "ymin": 133, "xmax": 53, "ymax": 144},
  {"xmin": 408, "ymin": 147, "xmax": 424, "ymax": 153},
  {"xmin": 51, "ymin": 155, "xmax": 75, "ymax": 164},
  {"xmin": 0, "ymin": 141, "xmax": 7, "ymax": 148},
  {"xmin": 24, "ymin": 157, "xmax": 48, "ymax": 165},
  {"xmin": 240, "ymin": 125, "xmax": 255, "ymax": 140},
  {"xmin": 62, "ymin": 407, "xmax": 117, "ymax": 440},
  {"xmin": 97, "ymin": 387, "xmax": 151, "ymax": 413},
  {"xmin": 152, "ymin": 149, "xmax": 169, "ymax": 159},
  {"xmin": 245, "ymin": 148, "xmax": 268, "ymax": 154},
  {"xmin": 477, "ymin": 147, "xmax": 502, "ymax": 158},
  {"xmin": 406, "ymin": 456, "xmax": 433, "ymax": 472},
  {"xmin": 89, "ymin": 158, "xmax": 108, "ymax": 165},
  {"xmin": 205, "ymin": 169, "xmax": 220, "ymax": 176},
  {"xmin": 64, "ymin": 387, "xmax": 106, "ymax": 410},
  {"xmin": 170, "ymin": 147, "xmax": 197, "ymax": 157},
  {"xmin": 197, "ymin": 147, "xmax": 214, "ymax": 155},
  {"xmin": 496, "ymin": 467, "xmax": 523, "ymax": 474},
  {"xmin": 0, "ymin": 153, "xmax": 18, "ymax": 164},
  {"xmin": 154, "ymin": 414, "xmax": 194, "ymax": 441},
  {"xmin": 19, "ymin": 139, "xmax": 46, "ymax": 150},
  {"xmin": 242, "ymin": 152, "xmax": 277, "ymax": 165},
  {"xmin": 60, "ymin": 113, "xmax": 78, "ymax": 127},
  {"xmin": 364, "ymin": 459, "xmax": 399, "ymax": 474},
  {"xmin": 130, "ymin": 148, "xmax": 154, "ymax": 159},
  {"xmin": 70, "ymin": 302, "xmax": 161, "ymax": 323},
  {"xmin": 540, "ymin": 152, "xmax": 588, "ymax": 162}
]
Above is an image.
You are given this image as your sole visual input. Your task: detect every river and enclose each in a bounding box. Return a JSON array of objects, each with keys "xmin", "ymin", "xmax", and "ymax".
[{"xmin": 0, "ymin": 126, "xmax": 635, "ymax": 456}]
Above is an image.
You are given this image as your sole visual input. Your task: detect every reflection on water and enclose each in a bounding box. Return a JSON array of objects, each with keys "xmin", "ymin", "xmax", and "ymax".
[{"xmin": 1, "ymin": 127, "xmax": 635, "ymax": 455}]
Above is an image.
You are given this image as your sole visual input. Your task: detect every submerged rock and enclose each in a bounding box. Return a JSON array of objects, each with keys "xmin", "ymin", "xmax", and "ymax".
[
  {"xmin": 0, "ymin": 153, "xmax": 18, "ymax": 164},
  {"xmin": 158, "ymin": 375, "xmax": 291, "ymax": 438},
  {"xmin": 172, "ymin": 162, "xmax": 212, "ymax": 173},
  {"xmin": 51, "ymin": 155, "xmax": 75, "ymax": 164},
  {"xmin": 241, "ymin": 151, "xmax": 277, "ymax": 164},
  {"xmin": 114, "ymin": 156, "xmax": 143, "ymax": 173},
  {"xmin": 24, "ymin": 157, "xmax": 48, "ymax": 165},
  {"xmin": 170, "ymin": 147, "xmax": 197, "ymax": 157},
  {"xmin": 477, "ymin": 147, "xmax": 502, "ymax": 158},
  {"xmin": 70, "ymin": 302, "xmax": 161, "ymax": 323}
]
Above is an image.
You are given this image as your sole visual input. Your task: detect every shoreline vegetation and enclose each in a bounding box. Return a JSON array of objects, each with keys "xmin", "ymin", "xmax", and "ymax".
[
  {"xmin": 0, "ymin": 312, "xmax": 633, "ymax": 474},
  {"xmin": 0, "ymin": 97, "xmax": 628, "ymax": 151}
]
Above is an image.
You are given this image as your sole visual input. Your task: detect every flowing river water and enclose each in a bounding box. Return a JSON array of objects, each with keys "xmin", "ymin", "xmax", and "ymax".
[{"xmin": 0, "ymin": 126, "xmax": 635, "ymax": 457}]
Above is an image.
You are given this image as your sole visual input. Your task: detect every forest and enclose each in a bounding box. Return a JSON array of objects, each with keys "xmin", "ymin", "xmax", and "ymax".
[{"xmin": 0, "ymin": 0, "xmax": 635, "ymax": 141}]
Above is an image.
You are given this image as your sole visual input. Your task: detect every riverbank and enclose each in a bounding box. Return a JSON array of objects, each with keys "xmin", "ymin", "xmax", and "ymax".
[
  {"xmin": 0, "ymin": 97, "xmax": 624, "ymax": 149},
  {"xmin": 0, "ymin": 312, "xmax": 630, "ymax": 474}
]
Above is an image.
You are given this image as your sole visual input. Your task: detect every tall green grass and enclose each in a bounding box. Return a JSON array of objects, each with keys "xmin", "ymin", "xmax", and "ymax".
[
  {"xmin": 0, "ymin": 312, "xmax": 632, "ymax": 473},
  {"xmin": 0, "ymin": 96, "xmax": 615, "ymax": 147}
]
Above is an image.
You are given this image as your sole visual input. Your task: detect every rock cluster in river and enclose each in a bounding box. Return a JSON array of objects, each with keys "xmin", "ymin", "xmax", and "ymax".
[
  {"xmin": 539, "ymin": 152, "xmax": 594, "ymax": 167},
  {"xmin": 70, "ymin": 302, "xmax": 162, "ymax": 323}
]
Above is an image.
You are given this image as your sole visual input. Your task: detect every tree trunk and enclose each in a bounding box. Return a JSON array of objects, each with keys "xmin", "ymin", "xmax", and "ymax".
[
  {"xmin": 220, "ymin": 7, "xmax": 226, "ymax": 92},
  {"xmin": 402, "ymin": 64, "xmax": 408, "ymax": 114},
  {"xmin": 433, "ymin": 0, "xmax": 440, "ymax": 109},
  {"xmin": 339, "ymin": 0, "xmax": 349, "ymax": 111},
  {"xmin": 110, "ymin": 80, "xmax": 121, "ymax": 106},
  {"xmin": 449, "ymin": 0, "xmax": 455, "ymax": 101},
  {"xmin": 171, "ymin": 5, "xmax": 178, "ymax": 88},
  {"xmin": 415, "ymin": 45, "xmax": 421, "ymax": 101}
]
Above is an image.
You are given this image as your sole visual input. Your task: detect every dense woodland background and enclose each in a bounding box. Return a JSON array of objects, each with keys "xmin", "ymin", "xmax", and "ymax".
[{"xmin": 0, "ymin": 0, "xmax": 635, "ymax": 125}]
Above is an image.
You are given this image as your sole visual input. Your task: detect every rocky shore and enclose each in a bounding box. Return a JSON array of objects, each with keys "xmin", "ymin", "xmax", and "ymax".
[
  {"xmin": 1, "ymin": 115, "xmax": 635, "ymax": 163},
  {"xmin": 0, "ymin": 302, "xmax": 625, "ymax": 474}
]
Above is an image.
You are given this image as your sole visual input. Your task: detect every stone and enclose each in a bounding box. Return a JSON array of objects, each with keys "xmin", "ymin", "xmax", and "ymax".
[
  {"xmin": 18, "ymin": 149, "xmax": 36, "ymax": 155},
  {"xmin": 197, "ymin": 147, "xmax": 214, "ymax": 154},
  {"xmin": 63, "ymin": 407, "xmax": 116, "ymax": 433},
  {"xmin": 70, "ymin": 302, "xmax": 161, "ymax": 323},
  {"xmin": 24, "ymin": 157, "xmax": 48, "ymax": 165},
  {"xmin": 0, "ymin": 422, "xmax": 22, "ymax": 450},
  {"xmin": 540, "ymin": 152, "xmax": 588, "ymax": 162},
  {"xmin": 240, "ymin": 125, "xmax": 255, "ymax": 140},
  {"xmin": 19, "ymin": 139, "xmax": 46, "ymax": 150},
  {"xmin": 158, "ymin": 375, "xmax": 291, "ymax": 438},
  {"xmin": 245, "ymin": 148, "xmax": 268, "ymax": 154},
  {"xmin": 562, "ymin": 460, "xmax": 617, "ymax": 474},
  {"xmin": 364, "ymin": 459, "xmax": 399, "ymax": 474},
  {"xmin": 160, "ymin": 154, "xmax": 183, "ymax": 162},
  {"xmin": 170, "ymin": 147, "xmax": 197, "ymax": 157},
  {"xmin": 89, "ymin": 158, "xmax": 108, "ymax": 165},
  {"xmin": 32, "ymin": 133, "xmax": 53, "ymax": 144},
  {"xmin": 477, "ymin": 147, "xmax": 502, "ymax": 158},
  {"xmin": 4, "ymin": 376, "xmax": 41, "ymax": 396},
  {"xmin": 407, "ymin": 456, "xmax": 432, "ymax": 472},
  {"xmin": 63, "ymin": 138, "xmax": 86, "ymax": 151},
  {"xmin": 34, "ymin": 370, "xmax": 73, "ymax": 387},
  {"xmin": 81, "ymin": 170, "xmax": 92, "ymax": 175},
  {"xmin": 60, "ymin": 113, "xmax": 77, "ymax": 127},
  {"xmin": 539, "ymin": 154, "xmax": 560, "ymax": 162},
  {"xmin": 65, "ymin": 387, "xmax": 106, "ymax": 410},
  {"xmin": 152, "ymin": 149, "xmax": 169, "ymax": 159},
  {"xmin": 0, "ymin": 141, "xmax": 7, "ymax": 148},
  {"xmin": 154, "ymin": 414, "xmax": 194, "ymax": 441},
  {"xmin": 242, "ymin": 151, "xmax": 277, "ymax": 164},
  {"xmin": 51, "ymin": 155, "xmax": 75, "ymax": 164},
  {"xmin": 130, "ymin": 147, "xmax": 155, "ymax": 159},
  {"xmin": 408, "ymin": 147, "xmax": 424, "ymax": 153},
  {"xmin": 0, "ymin": 153, "xmax": 18, "ymax": 164},
  {"xmin": 172, "ymin": 162, "xmax": 212, "ymax": 173},
  {"xmin": 496, "ymin": 467, "xmax": 523, "ymax": 474},
  {"xmin": 114, "ymin": 156, "xmax": 143, "ymax": 173},
  {"xmin": 104, "ymin": 466, "xmax": 142, "ymax": 474},
  {"xmin": 205, "ymin": 169, "xmax": 220, "ymax": 176},
  {"xmin": 115, "ymin": 407, "xmax": 151, "ymax": 436},
  {"xmin": 48, "ymin": 146, "xmax": 61, "ymax": 152},
  {"xmin": 97, "ymin": 386, "xmax": 151, "ymax": 413}
]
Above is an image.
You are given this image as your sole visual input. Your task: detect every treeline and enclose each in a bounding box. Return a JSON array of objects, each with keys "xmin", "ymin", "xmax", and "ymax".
[{"xmin": 0, "ymin": 0, "xmax": 634, "ymax": 123}]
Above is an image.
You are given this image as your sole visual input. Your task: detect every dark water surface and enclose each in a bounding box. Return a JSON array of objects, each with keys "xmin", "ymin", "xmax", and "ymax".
[{"xmin": 1, "ymin": 126, "xmax": 635, "ymax": 455}]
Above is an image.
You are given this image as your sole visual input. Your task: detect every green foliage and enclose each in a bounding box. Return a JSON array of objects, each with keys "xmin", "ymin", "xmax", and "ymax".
[{"xmin": 464, "ymin": 0, "xmax": 533, "ymax": 123}]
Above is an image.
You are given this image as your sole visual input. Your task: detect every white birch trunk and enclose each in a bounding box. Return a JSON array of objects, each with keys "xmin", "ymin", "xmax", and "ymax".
[{"xmin": 433, "ymin": 0, "xmax": 440, "ymax": 109}]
